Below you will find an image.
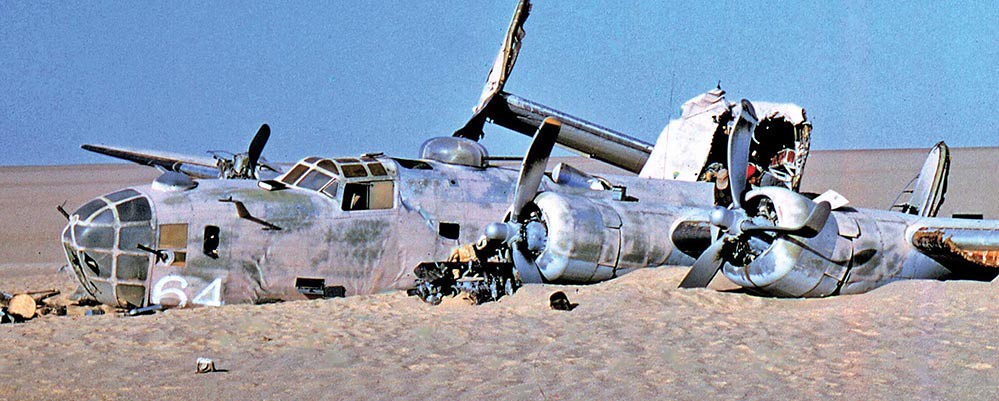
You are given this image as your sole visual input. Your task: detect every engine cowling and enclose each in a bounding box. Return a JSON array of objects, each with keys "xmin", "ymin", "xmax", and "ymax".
[
  {"xmin": 526, "ymin": 192, "xmax": 702, "ymax": 283},
  {"xmin": 720, "ymin": 187, "xmax": 848, "ymax": 297}
]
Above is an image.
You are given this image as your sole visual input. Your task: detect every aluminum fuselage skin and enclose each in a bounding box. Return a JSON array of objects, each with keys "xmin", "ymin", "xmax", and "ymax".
[
  {"xmin": 62, "ymin": 156, "xmax": 715, "ymax": 308},
  {"xmin": 721, "ymin": 188, "xmax": 999, "ymax": 297}
]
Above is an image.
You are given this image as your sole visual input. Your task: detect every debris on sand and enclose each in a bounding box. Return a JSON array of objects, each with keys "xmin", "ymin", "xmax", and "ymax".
[
  {"xmin": 7, "ymin": 293, "xmax": 37, "ymax": 320},
  {"xmin": 548, "ymin": 291, "xmax": 577, "ymax": 311},
  {"xmin": 196, "ymin": 358, "xmax": 218, "ymax": 374}
]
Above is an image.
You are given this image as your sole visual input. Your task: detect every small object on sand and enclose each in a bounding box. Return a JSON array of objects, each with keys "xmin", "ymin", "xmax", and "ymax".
[
  {"xmin": 0, "ymin": 309, "xmax": 13, "ymax": 324},
  {"xmin": 549, "ymin": 291, "xmax": 575, "ymax": 311},
  {"xmin": 196, "ymin": 357, "xmax": 217, "ymax": 374},
  {"xmin": 127, "ymin": 304, "xmax": 163, "ymax": 316},
  {"xmin": 7, "ymin": 294, "xmax": 37, "ymax": 320}
]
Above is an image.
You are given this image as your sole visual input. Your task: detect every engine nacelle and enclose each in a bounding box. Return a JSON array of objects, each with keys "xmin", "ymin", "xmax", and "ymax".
[
  {"xmin": 529, "ymin": 192, "xmax": 703, "ymax": 283},
  {"xmin": 720, "ymin": 187, "xmax": 849, "ymax": 297}
]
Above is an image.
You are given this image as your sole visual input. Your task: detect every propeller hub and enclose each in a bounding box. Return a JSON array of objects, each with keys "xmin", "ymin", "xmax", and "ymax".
[
  {"xmin": 485, "ymin": 222, "xmax": 516, "ymax": 243},
  {"xmin": 522, "ymin": 220, "xmax": 548, "ymax": 253},
  {"xmin": 709, "ymin": 207, "xmax": 735, "ymax": 229}
]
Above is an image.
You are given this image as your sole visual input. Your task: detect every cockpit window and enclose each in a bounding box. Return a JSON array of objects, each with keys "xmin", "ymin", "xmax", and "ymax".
[
  {"xmin": 298, "ymin": 170, "xmax": 333, "ymax": 191},
  {"xmin": 341, "ymin": 164, "xmax": 367, "ymax": 178},
  {"xmin": 317, "ymin": 160, "xmax": 339, "ymax": 175},
  {"xmin": 105, "ymin": 189, "xmax": 141, "ymax": 202},
  {"xmin": 367, "ymin": 163, "xmax": 387, "ymax": 177},
  {"xmin": 75, "ymin": 199, "xmax": 106, "ymax": 220},
  {"xmin": 321, "ymin": 181, "xmax": 339, "ymax": 199},
  {"xmin": 281, "ymin": 164, "xmax": 309, "ymax": 185},
  {"xmin": 117, "ymin": 198, "xmax": 152, "ymax": 222}
]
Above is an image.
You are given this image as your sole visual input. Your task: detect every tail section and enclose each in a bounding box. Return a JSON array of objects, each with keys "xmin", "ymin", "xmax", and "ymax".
[{"xmin": 890, "ymin": 141, "xmax": 950, "ymax": 217}]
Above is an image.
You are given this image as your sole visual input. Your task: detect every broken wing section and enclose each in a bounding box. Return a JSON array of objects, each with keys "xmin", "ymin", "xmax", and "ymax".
[
  {"xmin": 483, "ymin": 94, "xmax": 653, "ymax": 173},
  {"xmin": 890, "ymin": 141, "xmax": 950, "ymax": 217},
  {"xmin": 82, "ymin": 144, "xmax": 221, "ymax": 179},
  {"xmin": 454, "ymin": 0, "xmax": 531, "ymax": 142},
  {"xmin": 639, "ymin": 88, "xmax": 811, "ymax": 193},
  {"xmin": 912, "ymin": 226, "xmax": 999, "ymax": 276},
  {"xmin": 454, "ymin": 0, "xmax": 653, "ymax": 173}
]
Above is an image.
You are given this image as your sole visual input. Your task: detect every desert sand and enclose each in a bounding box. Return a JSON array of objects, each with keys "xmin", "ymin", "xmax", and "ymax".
[{"xmin": 3, "ymin": 152, "xmax": 999, "ymax": 400}]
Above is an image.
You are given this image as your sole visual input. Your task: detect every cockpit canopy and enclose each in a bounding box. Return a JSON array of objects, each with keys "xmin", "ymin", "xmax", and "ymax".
[{"xmin": 278, "ymin": 156, "xmax": 396, "ymax": 211}]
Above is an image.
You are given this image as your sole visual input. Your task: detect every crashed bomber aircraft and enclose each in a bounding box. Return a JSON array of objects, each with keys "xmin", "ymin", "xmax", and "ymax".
[{"xmin": 64, "ymin": 0, "xmax": 999, "ymax": 311}]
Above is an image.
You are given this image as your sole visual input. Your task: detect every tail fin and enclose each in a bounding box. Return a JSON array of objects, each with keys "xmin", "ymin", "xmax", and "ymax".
[{"xmin": 890, "ymin": 141, "xmax": 950, "ymax": 217}]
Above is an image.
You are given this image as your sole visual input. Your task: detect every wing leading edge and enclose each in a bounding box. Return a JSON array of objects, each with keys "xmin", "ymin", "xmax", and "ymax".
[{"xmin": 82, "ymin": 144, "xmax": 220, "ymax": 178}]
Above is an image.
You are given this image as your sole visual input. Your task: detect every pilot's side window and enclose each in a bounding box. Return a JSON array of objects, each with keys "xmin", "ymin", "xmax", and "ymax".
[
  {"xmin": 321, "ymin": 181, "xmax": 339, "ymax": 199},
  {"xmin": 280, "ymin": 165, "xmax": 309, "ymax": 185},
  {"xmin": 341, "ymin": 181, "xmax": 394, "ymax": 211},
  {"xmin": 298, "ymin": 170, "xmax": 332, "ymax": 191}
]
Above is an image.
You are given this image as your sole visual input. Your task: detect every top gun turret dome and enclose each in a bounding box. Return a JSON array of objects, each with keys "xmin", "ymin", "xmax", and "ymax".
[{"xmin": 419, "ymin": 137, "xmax": 489, "ymax": 168}]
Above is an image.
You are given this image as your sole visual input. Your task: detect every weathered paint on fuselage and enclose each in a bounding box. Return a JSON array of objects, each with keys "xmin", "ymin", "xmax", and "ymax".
[
  {"xmin": 142, "ymin": 157, "xmax": 520, "ymax": 306},
  {"xmin": 62, "ymin": 154, "xmax": 718, "ymax": 308}
]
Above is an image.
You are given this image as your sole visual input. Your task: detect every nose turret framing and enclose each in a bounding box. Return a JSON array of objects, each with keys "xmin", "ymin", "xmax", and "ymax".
[{"xmin": 62, "ymin": 189, "xmax": 154, "ymax": 308}]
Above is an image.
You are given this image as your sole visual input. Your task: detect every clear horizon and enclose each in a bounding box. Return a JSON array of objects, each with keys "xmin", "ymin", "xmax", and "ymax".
[{"xmin": 3, "ymin": 1, "xmax": 998, "ymax": 166}]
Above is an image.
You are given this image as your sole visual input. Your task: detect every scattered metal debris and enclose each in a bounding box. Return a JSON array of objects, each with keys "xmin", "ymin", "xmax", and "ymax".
[
  {"xmin": 127, "ymin": 304, "xmax": 164, "ymax": 316},
  {"xmin": 549, "ymin": 291, "xmax": 576, "ymax": 311},
  {"xmin": 411, "ymin": 261, "xmax": 520, "ymax": 305},
  {"xmin": 196, "ymin": 358, "xmax": 218, "ymax": 374}
]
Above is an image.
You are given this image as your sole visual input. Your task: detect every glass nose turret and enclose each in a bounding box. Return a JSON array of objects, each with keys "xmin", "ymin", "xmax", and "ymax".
[{"xmin": 61, "ymin": 189, "xmax": 154, "ymax": 308}]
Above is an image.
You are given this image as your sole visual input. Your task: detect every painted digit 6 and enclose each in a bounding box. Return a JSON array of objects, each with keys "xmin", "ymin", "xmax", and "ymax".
[{"xmin": 151, "ymin": 275, "xmax": 189, "ymax": 307}]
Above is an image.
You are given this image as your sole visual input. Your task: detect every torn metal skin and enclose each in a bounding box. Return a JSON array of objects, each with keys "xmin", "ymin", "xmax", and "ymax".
[{"xmin": 912, "ymin": 228, "xmax": 999, "ymax": 269}]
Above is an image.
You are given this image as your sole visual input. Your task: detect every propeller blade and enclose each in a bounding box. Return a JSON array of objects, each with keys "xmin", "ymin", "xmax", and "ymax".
[
  {"xmin": 247, "ymin": 124, "xmax": 271, "ymax": 172},
  {"xmin": 510, "ymin": 117, "xmax": 561, "ymax": 219},
  {"xmin": 678, "ymin": 237, "xmax": 728, "ymax": 288},
  {"xmin": 742, "ymin": 200, "xmax": 832, "ymax": 239},
  {"xmin": 512, "ymin": 246, "xmax": 545, "ymax": 284},
  {"xmin": 727, "ymin": 99, "xmax": 757, "ymax": 209}
]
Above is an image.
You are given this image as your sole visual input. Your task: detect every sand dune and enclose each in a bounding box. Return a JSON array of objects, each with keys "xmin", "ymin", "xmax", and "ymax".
[
  {"xmin": 3, "ymin": 153, "xmax": 999, "ymax": 399},
  {"xmin": 3, "ymin": 268, "xmax": 999, "ymax": 399}
]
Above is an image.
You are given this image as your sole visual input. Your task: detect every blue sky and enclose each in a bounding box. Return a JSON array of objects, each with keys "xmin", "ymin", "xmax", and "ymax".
[{"xmin": 2, "ymin": 1, "xmax": 998, "ymax": 166}]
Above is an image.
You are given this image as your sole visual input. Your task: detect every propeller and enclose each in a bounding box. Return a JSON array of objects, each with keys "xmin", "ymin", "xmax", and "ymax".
[
  {"xmin": 483, "ymin": 117, "xmax": 561, "ymax": 283},
  {"xmin": 677, "ymin": 100, "xmax": 833, "ymax": 289},
  {"xmin": 246, "ymin": 123, "xmax": 270, "ymax": 175},
  {"xmin": 207, "ymin": 123, "xmax": 276, "ymax": 179}
]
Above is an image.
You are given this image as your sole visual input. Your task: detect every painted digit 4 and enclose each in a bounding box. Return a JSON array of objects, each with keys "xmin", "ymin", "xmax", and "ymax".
[{"xmin": 192, "ymin": 278, "xmax": 223, "ymax": 307}]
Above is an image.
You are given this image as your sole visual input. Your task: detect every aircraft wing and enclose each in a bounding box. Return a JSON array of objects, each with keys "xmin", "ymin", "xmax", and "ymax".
[
  {"xmin": 454, "ymin": 0, "xmax": 653, "ymax": 173},
  {"xmin": 484, "ymin": 93, "xmax": 653, "ymax": 173},
  {"xmin": 912, "ymin": 226, "xmax": 999, "ymax": 273},
  {"xmin": 82, "ymin": 144, "xmax": 220, "ymax": 179}
]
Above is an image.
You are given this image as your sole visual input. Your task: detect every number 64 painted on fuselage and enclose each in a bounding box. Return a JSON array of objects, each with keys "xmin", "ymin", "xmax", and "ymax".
[{"xmin": 151, "ymin": 275, "xmax": 224, "ymax": 307}]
